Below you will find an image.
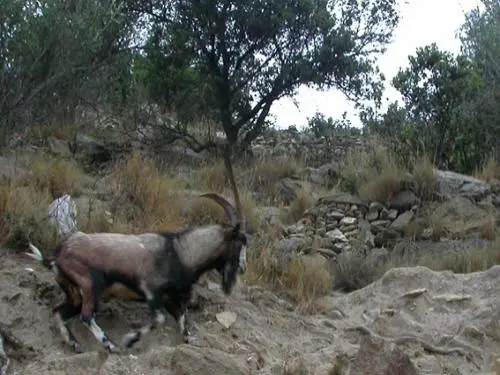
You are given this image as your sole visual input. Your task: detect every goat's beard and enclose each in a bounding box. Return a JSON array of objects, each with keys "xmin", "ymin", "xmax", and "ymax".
[{"xmin": 221, "ymin": 261, "xmax": 238, "ymax": 295}]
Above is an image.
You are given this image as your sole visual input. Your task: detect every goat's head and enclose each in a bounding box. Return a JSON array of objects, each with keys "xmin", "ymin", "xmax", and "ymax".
[
  {"xmin": 199, "ymin": 193, "xmax": 248, "ymax": 294},
  {"xmin": 218, "ymin": 223, "xmax": 247, "ymax": 295}
]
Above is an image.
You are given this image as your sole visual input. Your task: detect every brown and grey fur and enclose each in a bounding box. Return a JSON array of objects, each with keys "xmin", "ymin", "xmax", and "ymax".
[{"xmin": 26, "ymin": 149, "xmax": 248, "ymax": 353}]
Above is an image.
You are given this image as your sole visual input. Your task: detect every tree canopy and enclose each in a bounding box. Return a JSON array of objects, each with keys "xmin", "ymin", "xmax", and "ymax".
[
  {"xmin": 0, "ymin": 0, "xmax": 137, "ymax": 133},
  {"xmin": 362, "ymin": 0, "xmax": 500, "ymax": 173},
  {"xmin": 136, "ymin": 0, "xmax": 399, "ymax": 151}
]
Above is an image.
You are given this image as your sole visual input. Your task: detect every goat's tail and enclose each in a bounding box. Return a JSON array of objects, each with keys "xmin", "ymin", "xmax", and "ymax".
[{"xmin": 25, "ymin": 242, "xmax": 56, "ymax": 271}]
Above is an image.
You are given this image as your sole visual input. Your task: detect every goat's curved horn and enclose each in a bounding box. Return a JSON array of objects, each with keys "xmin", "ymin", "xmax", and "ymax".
[
  {"xmin": 240, "ymin": 213, "xmax": 247, "ymax": 233},
  {"xmin": 199, "ymin": 193, "xmax": 238, "ymax": 228},
  {"xmin": 222, "ymin": 144, "xmax": 245, "ymax": 233}
]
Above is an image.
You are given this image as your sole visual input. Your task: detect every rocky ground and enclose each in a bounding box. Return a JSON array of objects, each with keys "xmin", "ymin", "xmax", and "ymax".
[{"xmin": 1, "ymin": 249, "xmax": 500, "ymax": 374}]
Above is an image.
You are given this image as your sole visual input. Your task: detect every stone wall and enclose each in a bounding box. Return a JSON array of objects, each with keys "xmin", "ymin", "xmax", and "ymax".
[
  {"xmin": 280, "ymin": 192, "xmax": 421, "ymax": 258},
  {"xmin": 251, "ymin": 129, "xmax": 368, "ymax": 167}
]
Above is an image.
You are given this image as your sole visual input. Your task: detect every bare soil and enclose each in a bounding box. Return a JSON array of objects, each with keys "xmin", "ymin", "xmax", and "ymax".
[{"xmin": 2, "ymin": 250, "xmax": 500, "ymax": 375}]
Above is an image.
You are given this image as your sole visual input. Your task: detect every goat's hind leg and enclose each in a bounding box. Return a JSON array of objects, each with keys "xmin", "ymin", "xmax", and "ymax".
[
  {"xmin": 53, "ymin": 301, "xmax": 83, "ymax": 353},
  {"xmin": 80, "ymin": 272, "xmax": 120, "ymax": 353},
  {"xmin": 53, "ymin": 276, "xmax": 83, "ymax": 352}
]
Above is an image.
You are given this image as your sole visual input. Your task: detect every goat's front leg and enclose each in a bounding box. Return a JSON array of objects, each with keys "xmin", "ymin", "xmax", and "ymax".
[
  {"xmin": 164, "ymin": 292, "xmax": 191, "ymax": 343},
  {"xmin": 121, "ymin": 285, "xmax": 166, "ymax": 349}
]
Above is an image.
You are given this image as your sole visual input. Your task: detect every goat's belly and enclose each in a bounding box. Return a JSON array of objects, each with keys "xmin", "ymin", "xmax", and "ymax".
[{"xmin": 101, "ymin": 283, "xmax": 145, "ymax": 302}]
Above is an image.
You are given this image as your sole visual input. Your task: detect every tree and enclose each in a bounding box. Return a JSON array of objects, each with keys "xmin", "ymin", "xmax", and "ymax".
[
  {"xmin": 363, "ymin": 43, "xmax": 488, "ymax": 172},
  {"xmin": 460, "ymin": 0, "xmax": 500, "ymax": 84},
  {"xmin": 459, "ymin": 0, "xmax": 500, "ymax": 162},
  {"xmin": 137, "ymin": 0, "xmax": 399, "ymax": 153},
  {"xmin": 0, "ymin": 0, "xmax": 137, "ymax": 141}
]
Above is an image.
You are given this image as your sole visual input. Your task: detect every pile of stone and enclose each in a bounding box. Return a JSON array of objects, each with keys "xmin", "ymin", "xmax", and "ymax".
[{"xmin": 280, "ymin": 192, "xmax": 422, "ymax": 258}]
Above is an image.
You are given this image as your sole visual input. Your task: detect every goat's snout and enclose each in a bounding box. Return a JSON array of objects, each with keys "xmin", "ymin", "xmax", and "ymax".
[{"xmin": 238, "ymin": 245, "xmax": 247, "ymax": 274}]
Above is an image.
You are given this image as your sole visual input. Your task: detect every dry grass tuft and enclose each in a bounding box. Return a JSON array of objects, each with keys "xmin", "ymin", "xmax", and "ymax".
[
  {"xmin": 338, "ymin": 137, "xmax": 405, "ymax": 201},
  {"xmin": 281, "ymin": 189, "xmax": 316, "ymax": 225},
  {"xmin": 108, "ymin": 150, "xmax": 187, "ymax": 233},
  {"xmin": 29, "ymin": 153, "xmax": 87, "ymax": 199},
  {"xmin": 75, "ymin": 196, "xmax": 118, "ymax": 234},
  {"xmin": 474, "ymin": 156, "xmax": 500, "ymax": 181},
  {"xmin": 108, "ymin": 151, "xmax": 265, "ymax": 234},
  {"xmin": 195, "ymin": 163, "xmax": 228, "ymax": 193},
  {"xmin": 332, "ymin": 247, "xmax": 380, "ymax": 292},
  {"xmin": 329, "ymin": 354, "xmax": 349, "ymax": 375},
  {"xmin": 0, "ymin": 152, "xmax": 91, "ymax": 250},
  {"xmin": 281, "ymin": 254, "xmax": 333, "ymax": 312},
  {"xmin": 245, "ymin": 234, "xmax": 287, "ymax": 286},
  {"xmin": 243, "ymin": 158, "xmax": 304, "ymax": 204},
  {"xmin": 413, "ymin": 246, "xmax": 500, "ymax": 273},
  {"xmin": 427, "ymin": 214, "xmax": 446, "ymax": 241},
  {"xmin": 249, "ymin": 158, "xmax": 302, "ymax": 185},
  {"xmin": 411, "ymin": 155, "xmax": 437, "ymax": 200},
  {"xmin": 245, "ymin": 233, "xmax": 333, "ymax": 313},
  {"xmin": 404, "ymin": 217, "xmax": 427, "ymax": 240},
  {"xmin": 184, "ymin": 195, "xmax": 229, "ymax": 227},
  {"xmin": 337, "ymin": 138, "xmax": 439, "ymax": 204},
  {"xmin": 358, "ymin": 169, "xmax": 403, "ymax": 203},
  {"xmin": 480, "ymin": 212, "xmax": 497, "ymax": 241},
  {"xmin": 238, "ymin": 191, "xmax": 262, "ymax": 231},
  {"xmin": 0, "ymin": 182, "xmax": 55, "ymax": 249}
]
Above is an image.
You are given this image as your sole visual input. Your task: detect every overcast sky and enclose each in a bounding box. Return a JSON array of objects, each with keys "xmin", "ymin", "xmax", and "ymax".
[{"xmin": 269, "ymin": 0, "xmax": 482, "ymax": 130}]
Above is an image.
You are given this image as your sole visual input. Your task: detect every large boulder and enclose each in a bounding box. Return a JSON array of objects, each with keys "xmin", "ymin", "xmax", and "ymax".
[
  {"xmin": 435, "ymin": 169, "xmax": 491, "ymax": 201},
  {"xmin": 278, "ymin": 178, "xmax": 318, "ymax": 204},
  {"xmin": 431, "ymin": 196, "xmax": 494, "ymax": 238}
]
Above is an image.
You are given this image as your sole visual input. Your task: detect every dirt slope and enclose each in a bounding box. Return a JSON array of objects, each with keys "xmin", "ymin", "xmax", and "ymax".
[{"xmin": 1, "ymin": 252, "xmax": 500, "ymax": 374}]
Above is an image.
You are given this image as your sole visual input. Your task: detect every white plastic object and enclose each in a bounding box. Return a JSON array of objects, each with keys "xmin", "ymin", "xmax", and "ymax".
[{"xmin": 48, "ymin": 194, "xmax": 78, "ymax": 238}]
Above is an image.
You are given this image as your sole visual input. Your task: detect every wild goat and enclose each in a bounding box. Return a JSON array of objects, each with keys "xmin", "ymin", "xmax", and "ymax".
[{"xmin": 26, "ymin": 148, "xmax": 247, "ymax": 353}]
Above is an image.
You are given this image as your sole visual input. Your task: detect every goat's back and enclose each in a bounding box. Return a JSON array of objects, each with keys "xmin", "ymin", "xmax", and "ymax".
[{"xmin": 61, "ymin": 232, "xmax": 165, "ymax": 278}]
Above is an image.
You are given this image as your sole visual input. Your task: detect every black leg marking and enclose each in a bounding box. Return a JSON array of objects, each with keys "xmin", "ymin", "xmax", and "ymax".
[
  {"xmin": 80, "ymin": 271, "xmax": 120, "ymax": 353},
  {"xmin": 164, "ymin": 293, "xmax": 191, "ymax": 343},
  {"xmin": 81, "ymin": 312, "xmax": 120, "ymax": 353},
  {"xmin": 53, "ymin": 302, "xmax": 83, "ymax": 353},
  {"xmin": 91, "ymin": 270, "xmax": 108, "ymax": 314}
]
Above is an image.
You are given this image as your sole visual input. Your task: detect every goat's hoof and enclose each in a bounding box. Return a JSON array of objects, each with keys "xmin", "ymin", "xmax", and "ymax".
[
  {"xmin": 72, "ymin": 342, "xmax": 84, "ymax": 353},
  {"xmin": 107, "ymin": 344, "xmax": 121, "ymax": 354},
  {"xmin": 184, "ymin": 335, "xmax": 203, "ymax": 347},
  {"xmin": 182, "ymin": 331, "xmax": 192, "ymax": 344},
  {"xmin": 121, "ymin": 332, "xmax": 140, "ymax": 349}
]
